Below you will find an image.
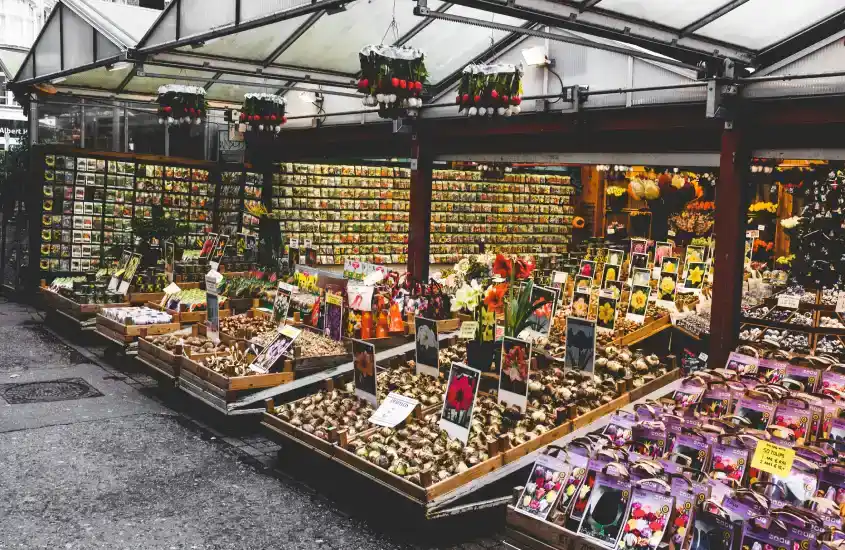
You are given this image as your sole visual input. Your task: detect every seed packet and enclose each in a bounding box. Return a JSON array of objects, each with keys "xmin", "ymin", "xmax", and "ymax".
[
  {"xmin": 552, "ymin": 451, "xmax": 590, "ymax": 524},
  {"xmin": 688, "ymin": 507, "xmax": 739, "ymax": 550},
  {"xmin": 761, "ymin": 459, "xmax": 820, "ymax": 509},
  {"xmin": 784, "ymin": 365, "xmax": 821, "ymax": 393},
  {"xmin": 667, "ymin": 480, "xmax": 698, "ymax": 550},
  {"xmin": 619, "ymin": 486, "xmax": 674, "ymax": 550},
  {"xmin": 674, "ymin": 434, "xmax": 710, "ymax": 472},
  {"xmin": 740, "ymin": 519, "xmax": 794, "ymax": 550},
  {"xmin": 733, "ymin": 396, "xmax": 775, "ymax": 431},
  {"xmin": 603, "ymin": 411, "xmax": 636, "ymax": 447},
  {"xmin": 772, "ymin": 404, "xmax": 812, "ymax": 444},
  {"xmin": 567, "ymin": 456, "xmax": 614, "ymax": 527},
  {"xmin": 721, "ymin": 492, "xmax": 768, "ymax": 523},
  {"xmin": 578, "ymin": 471, "xmax": 633, "ymax": 545},
  {"xmin": 725, "ymin": 352, "xmax": 758, "ymax": 376},
  {"xmin": 634, "ymin": 424, "xmax": 668, "ymax": 459},
  {"xmin": 756, "ymin": 359, "xmax": 787, "ymax": 385},
  {"xmin": 707, "ymin": 443, "xmax": 749, "ymax": 486},
  {"xmin": 515, "ymin": 451, "xmax": 570, "ymax": 520},
  {"xmin": 822, "ymin": 370, "xmax": 845, "ymax": 398},
  {"xmin": 817, "ymin": 466, "xmax": 845, "ymax": 522},
  {"xmin": 673, "ymin": 381, "xmax": 706, "ymax": 409},
  {"xmin": 699, "ymin": 386, "xmax": 732, "ymax": 418}
]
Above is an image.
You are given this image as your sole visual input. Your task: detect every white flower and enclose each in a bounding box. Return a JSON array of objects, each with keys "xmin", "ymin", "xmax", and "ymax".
[
  {"xmin": 780, "ymin": 216, "xmax": 803, "ymax": 229},
  {"xmin": 451, "ymin": 281, "xmax": 482, "ymax": 312}
]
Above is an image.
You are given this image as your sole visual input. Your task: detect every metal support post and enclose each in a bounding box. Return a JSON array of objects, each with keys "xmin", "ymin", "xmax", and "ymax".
[
  {"xmin": 407, "ymin": 132, "xmax": 433, "ymax": 280},
  {"xmin": 709, "ymin": 124, "xmax": 749, "ymax": 368}
]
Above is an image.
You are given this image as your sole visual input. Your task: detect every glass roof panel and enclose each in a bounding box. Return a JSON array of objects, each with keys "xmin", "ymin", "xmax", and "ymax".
[
  {"xmin": 0, "ymin": 48, "xmax": 29, "ymax": 79},
  {"xmin": 695, "ymin": 0, "xmax": 845, "ymax": 50},
  {"xmin": 124, "ymin": 65, "xmax": 216, "ymax": 94},
  {"xmin": 82, "ymin": 0, "xmax": 160, "ymax": 45},
  {"xmin": 175, "ymin": 15, "xmax": 314, "ymax": 61},
  {"xmin": 406, "ymin": 6, "xmax": 525, "ymax": 83},
  {"xmin": 593, "ymin": 0, "xmax": 731, "ymax": 30},
  {"xmin": 62, "ymin": 67, "xmax": 131, "ymax": 89},
  {"xmin": 205, "ymin": 76, "xmax": 282, "ymax": 102},
  {"xmin": 274, "ymin": 0, "xmax": 443, "ymax": 73}
]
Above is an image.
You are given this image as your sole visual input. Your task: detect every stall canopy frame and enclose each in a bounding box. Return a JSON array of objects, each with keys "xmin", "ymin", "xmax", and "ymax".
[{"xmin": 12, "ymin": 0, "xmax": 845, "ymax": 110}]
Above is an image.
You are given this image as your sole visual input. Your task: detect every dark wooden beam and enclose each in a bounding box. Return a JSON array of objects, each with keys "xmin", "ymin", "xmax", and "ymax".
[{"xmin": 407, "ymin": 132, "xmax": 433, "ymax": 279}]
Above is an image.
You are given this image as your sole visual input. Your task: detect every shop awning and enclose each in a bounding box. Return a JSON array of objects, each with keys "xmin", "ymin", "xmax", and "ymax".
[{"xmin": 11, "ymin": 0, "xmax": 845, "ymax": 121}]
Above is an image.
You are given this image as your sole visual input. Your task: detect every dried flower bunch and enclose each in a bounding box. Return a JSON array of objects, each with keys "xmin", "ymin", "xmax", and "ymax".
[{"xmin": 274, "ymin": 390, "xmax": 375, "ymax": 441}]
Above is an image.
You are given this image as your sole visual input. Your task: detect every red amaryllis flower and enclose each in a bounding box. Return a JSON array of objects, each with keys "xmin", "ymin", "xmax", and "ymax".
[
  {"xmin": 514, "ymin": 257, "xmax": 535, "ymax": 279},
  {"xmin": 484, "ymin": 283, "xmax": 507, "ymax": 312},
  {"xmin": 492, "ymin": 253, "xmax": 512, "ymax": 278},
  {"xmin": 446, "ymin": 374, "xmax": 475, "ymax": 411}
]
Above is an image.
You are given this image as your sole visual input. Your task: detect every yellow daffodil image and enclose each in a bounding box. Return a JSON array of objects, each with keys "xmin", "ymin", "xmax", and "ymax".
[
  {"xmin": 576, "ymin": 279, "xmax": 589, "ymax": 291},
  {"xmin": 687, "ymin": 251, "xmax": 702, "ymax": 263},
  {"xmin": 598, "ymin": 302, "xmax": 615, "ymax": 325},
  {"xmin": 663, "ymin": 262, "xmax": 676, "ymax": 274},
  {"xmin": 630, "ymin": 290, "xmax": 648, "ymax": 312},
  {"xmin": 687, "ymin": 265, "xmax": 704, "ymax": 286},
  {"xmin": 608, "ymin": 286, "xmax": 620, "ymax": 300},
  {"xmin": 660, "ymin": 276, "xmax": 676, "ymax": 297},
  {"xmin": 481, "ymin": 307, "xmax": 495, "ymax": 342},
  {"xmin": 572, "ymin": 297, "xmax": 589, "ymax": 318},
  {"xmin": 605, "ymin": 267, "xmax": 616, "ymax": 281}
]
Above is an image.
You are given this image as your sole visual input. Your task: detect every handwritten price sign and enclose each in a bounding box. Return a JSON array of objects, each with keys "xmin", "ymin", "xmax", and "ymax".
[{"xmin": 751, "ymin": 440, "xmax": 795, "ymax": 477}]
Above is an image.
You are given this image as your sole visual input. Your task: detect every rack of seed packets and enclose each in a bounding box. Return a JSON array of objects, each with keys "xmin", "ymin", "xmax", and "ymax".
[{"xmin": 507, "ymin": 354, "xmax": 845, "ymax": 550}]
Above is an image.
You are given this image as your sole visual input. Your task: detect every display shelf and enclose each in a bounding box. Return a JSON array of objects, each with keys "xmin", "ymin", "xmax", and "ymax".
[{"xmin": 430, "ymin": 169, "xmax": 575, "ymax": 263}]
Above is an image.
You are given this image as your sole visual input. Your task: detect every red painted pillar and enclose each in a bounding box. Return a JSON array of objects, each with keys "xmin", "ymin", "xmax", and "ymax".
[
  {"xmin": 709, "ymin": 125, "xmax": 749, "ymax": 368},
  {"xmin": 407, "ymin": 132, "xmax": 432, "ymax": 280}
]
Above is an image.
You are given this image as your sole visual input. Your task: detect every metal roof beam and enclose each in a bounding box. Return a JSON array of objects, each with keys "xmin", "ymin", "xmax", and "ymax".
[
  {"xmin": 137, "ymin": 0, "xmax": 350, "ymax": 56},
  {"xmin": 262, "ymin": 10, "xmax": 324, "ymax": 67},
  {"xmin": 394, "ymin": 3, "xmax": 453, "ymax": 46},
  {"xmin": 755, "ymin": 7, "xmax": 845, "ymax": 69},
  {"xmin": 203, "ymin": 71, "xmax": 223, "ymax": 91},
  {"xmin": 430, "ymin": 22, "xmax": 533, "ymax": 98},
  {"xmin": 679, "ymin": 0, "xmax": 751, "ymax": 36},
  {"xmin": 137, "ymin": 71, "xmax": 360, "ymax": 97},
  {"xmin": 442, "ymin": 0, "xmax": 754, "ymax": 66},
  {"xmin": 115, "ymin": 65, "xmax": 137, "ymax": 93},
  {"xmin": 143, "ymin": 59, "xmax": 358, "ymax": 89},
  {"xmin": 580, "ymin": 0, "xmax": 604, "ymax": 11},
  {"xmin": 163, "ymin": 50, "xmax": 356, "ymax": 79}
]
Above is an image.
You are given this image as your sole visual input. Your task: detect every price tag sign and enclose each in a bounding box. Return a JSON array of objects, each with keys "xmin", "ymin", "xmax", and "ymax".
[
  {"xmin": 746, "ymin": 230, "xmax": 760, "ymax": 239},
  {"xmin": 325, "ymin": 292, "xmax": 343, "ymax": 306},
  {"xmin": 777, "ymin": 294, "xmax": 800, "ymax": 309},
  {"xmin": 159, "ymin": 282, "xmax": 182, "ymax": 307},
  {"xmin": 369, "ymin": 392, "xmax": 419, "ymax": 427},
  {"xmin": 667, "ymin": 229, "xmax": 676, "ymax": 237},
  {"xmin": 758, "ymin": 224, "xmax": 766, "ymax": 231},
  {"xmin": 290, "ymin": 238, "xmax": 299, "ymax": 249},
  {"xmin": 751, "ymin": 440, "xmax": 795, "ymax": 477},
  {"xmin": 698, "ymin": 352, "xmax": 708, "ymax": 362},
  {"xmin": 836, "ymin": 293, "xmax": 845, "ymax": 314},
  {"xmin": 459, "ymin": 321, "xmax": 479, "ymax": 339},
  {"xmin": 303, "ymin": 239, "xmax": 312, "ymax": 248}
]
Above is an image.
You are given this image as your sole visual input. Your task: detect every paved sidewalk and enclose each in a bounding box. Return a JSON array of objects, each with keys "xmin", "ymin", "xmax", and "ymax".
[{"xmin": 0, "ymin": 300, "xmax": 511, "ymax": 550}]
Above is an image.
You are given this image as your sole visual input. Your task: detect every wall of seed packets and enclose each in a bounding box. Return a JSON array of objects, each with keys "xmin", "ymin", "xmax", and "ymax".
[
  {"xmin": 40, "ymin": 152, "xmax": 264, "ymax": 274},
  {"xmin": 430, "ymin": 169, "xmax": 576, "ymax": 264},
  {"xmin": 271, "ymin": 163, "xmax": 410, "ymax": 265}
]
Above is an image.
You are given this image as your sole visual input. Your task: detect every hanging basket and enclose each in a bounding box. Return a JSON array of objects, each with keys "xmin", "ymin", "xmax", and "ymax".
[
  {"xmin": 456, "ymin": 63, "xmax": 523, "ymax": 117},
  {"xmin": 157, "ymin": 84, "xmax": 207, "ymax": 126},
  {"xmin": 358, "ymin": 44, "xmax": 427, "ymax": 119},
  {"xmin": 238, "ymin": 93, "xmax": 287, "ymax": 134}
]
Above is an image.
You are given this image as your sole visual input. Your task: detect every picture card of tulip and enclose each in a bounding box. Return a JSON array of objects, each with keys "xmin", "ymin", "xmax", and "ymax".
[
  {"xmin": 684, "ymin": 245, "xmax": 706, "ymax": 266},
  {"xmin": 631, "ymin": 252, "xmax": 649, "ymax": 270},
  {"xmin": 414, "ymin": 316, "xmax": 439, "ymax": 378},
  {"xmin": 607, "ymin": 249, "xmax": 625, "ymax": 267},
  {"xmin": 618, "ymin": 487, "xmax": 673, "ymax": 550},
  {"xmin": 576, "ymin": 471, "xmax": 632, "ymax": 545},
  {"xmin": 352, "ymin": 339, "xmax": 378, "ymax": 407},
  {"xmin": 578, "ymin": 260, "xmax": 597, "ymax": 280},
  {"xmin": 596, "ymin": 294, "xmax": 618, "ymax": 332},
  {"xmin": 564, "ymin": 317, "xmax": 596, "ymax": 374},
  {"xmin": 570, "ymin": 294, "xmax": 591, "ymax": 320},
  {"xmin": 656, "ymin": 271, "xmax": 678, "ymax": 307},
  {"xmin": 601, "ymin": 263, "xmax": 620, "ymax": 288},
  {"xmin": 515, "ymin": 452, "xmax": 571, "ymax": 520},
  {"xmin": 603, "ymin": 280, "xmax": 624, "ymax": 301},
  {"xmin": 439, "ymin": 362, "xmax": 481, "ymax": 444},
  {"xmin": 523, "ymin": 285, "xmax": 557, "ymax": 338},
  {"xmin": 659, "ymin": 256, "xmax": 679, "ymax": 276},
  {"xmin": 630, "ymin": 238, "xmax": 649, "ymax": 257},
  {"xmin": 631, "ymin": 268, "xmax": 650, "ymax": 288},
  {"xmin": 626, "ymin": 285, "xmax": 651, "ymax": 324},
  {"xmin": 574, "ymin": 275, "xmax": 593, "ymax": 295},
  {"xmin": 498, "ymin": 337, "xmax": 532, "ymax": 411},
  {"xmin": 682, "ymin": 261, "xmax": 707, "ymax": 291},
  {"xmin": 654, "ymin": 242, "xmax": 674, "ymax": 268}
]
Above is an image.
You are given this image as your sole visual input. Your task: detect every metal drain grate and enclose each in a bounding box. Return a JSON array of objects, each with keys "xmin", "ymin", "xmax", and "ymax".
[{"xmin": 0, "ymin": 378, "xmax": 103, "ymax": 404}]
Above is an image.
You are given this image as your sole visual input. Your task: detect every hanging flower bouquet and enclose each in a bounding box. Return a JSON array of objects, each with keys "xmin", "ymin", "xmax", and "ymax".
[
  {"xmin": 456, "ymin": 63, "xmax": 523, "ymax": 117},
  {"xmin": 157, "ymin": 84, "xmax": 206, "ymax": 126},
  {"xmin": 238, "ymin": 93, "xmax": 287, "ymax": 133},
  {"xmin": 358, "ymin": 45, "xmax": 427, "ymax": 118}
]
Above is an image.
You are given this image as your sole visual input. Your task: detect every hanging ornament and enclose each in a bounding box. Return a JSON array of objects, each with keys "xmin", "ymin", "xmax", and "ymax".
[
  {"xmin": 358, "ymin": 44, "xmax": 427, "ymax": 120},
  {"xmin": 239, "ymin": 93, "xmax": 287, "ymax": 133},
  {"xmin": 455, "ymin": 63, "xmax": 524, "ymax": 118},
  {"xmin": 157, "ymin": 84, "xmax": 207, "ymax": 125}
]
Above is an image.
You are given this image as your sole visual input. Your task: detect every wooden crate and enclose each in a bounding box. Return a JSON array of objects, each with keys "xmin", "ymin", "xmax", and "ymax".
[
  {"xmin": 137, "ymin": 337, "xmax": 183, "ymax": 378},
  {"xmin": 167, "ymin": 306, "xmax": 232, "ymax": 325},
  {"xmin": 613, "ymin": 314, "xmax": 671, "ymax": 346},
  {"xmin": 404, "ymin": 316, "xmax": 462, "ymax": 335},
  {"xmin": 180, "ymin": 354, "xmax": 293, "ymax": 392},
  {"xmin": 627, "ymin": 367, "xmax": 681, "ymax": 402},
  {"xmin": 129, "ymin": 281, "xmax": 201, "ymax": 306},
  {"xmin": 506, "ymin": 505, "xmax": 587, "ymax": 550},
  {"xmin": 95, "ymin": 312, "xmax": 180, "ymax": 340},
  {"xmin": 260, "ymin": 380, "xmax": 343, "ymax": 457}
]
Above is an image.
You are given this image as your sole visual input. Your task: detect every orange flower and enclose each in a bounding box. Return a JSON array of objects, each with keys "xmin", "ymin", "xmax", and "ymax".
[
  {"xmin": 484, "ymin": 283, "xmax": 507, "ymax": 312},
  {"xmin": 573, "ymin": 217, "xmax": 585, "ymax": 229},
  {"xmin": 514, "ymin": 257, "xmax": 535, "ymax": 279},
  {"xmin": 492, "ymin": 253, "xmax": 512, "ymax": 278}
]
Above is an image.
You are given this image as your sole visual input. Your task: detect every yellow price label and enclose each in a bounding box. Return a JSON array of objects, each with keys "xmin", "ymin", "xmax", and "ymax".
[
  {"xmin": 458, "ymin": 321, "xmax": 478, "ymax": 339},
  {"xmin": 750, "ymin": 440, "xmax": 795, "ymax": 477},
  {"xmin": 325, "ymin": 292, "xmax": 343, "ymax": 306}
]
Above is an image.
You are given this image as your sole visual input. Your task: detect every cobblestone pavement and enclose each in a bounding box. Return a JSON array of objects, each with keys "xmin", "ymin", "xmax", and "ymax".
[{"xmin": 0, "ymin": 300, "xmax": 514, "ymax": 550}]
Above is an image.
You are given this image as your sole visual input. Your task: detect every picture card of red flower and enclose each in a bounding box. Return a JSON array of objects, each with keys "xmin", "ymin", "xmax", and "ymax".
[
  {"xmin": 352, "ymin": 339, "xmax": 378, "ymax": 407},
  {"xmin": 438, "ymin": 362, "xmax": 481, "ymax": 444},
  {"xmin": 498, "ymin": 336, "xmax": 532, "ymax": 412}
]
